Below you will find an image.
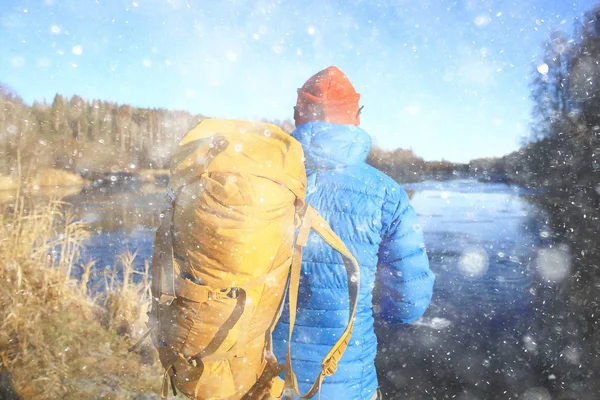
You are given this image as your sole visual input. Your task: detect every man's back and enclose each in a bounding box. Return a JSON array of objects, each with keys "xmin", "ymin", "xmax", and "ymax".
[{"xmin": 272, "ymin": 121, "xmax": 435, "ymax": 400}]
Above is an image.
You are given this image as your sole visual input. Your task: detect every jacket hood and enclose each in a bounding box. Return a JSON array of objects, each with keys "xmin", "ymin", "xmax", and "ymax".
[{"xmin": 291, "ymin": 121, "xmax": 372, "ymax": 169}]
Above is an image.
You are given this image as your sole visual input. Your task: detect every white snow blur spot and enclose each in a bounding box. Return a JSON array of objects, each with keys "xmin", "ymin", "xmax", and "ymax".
[
  {"xmin": 272, "ymin": 46, "xmax": 282, "ymax": 54},
  {"xmin": 458, "ymin": 246, "xmax": 489, "ymax": 279},
  {"xmin": 132, "ymin": 1, "xmax": 139, "ymax": 6},
  {"xmin": 252, "ymin": 33, "xmax": 260, "ymax": 40},
  {"xmin": 71, "ymin": 63, "xmax": 78, "ymax": 68},
  {"xmin": 412, "ymin": 317, "xmax": 452, "ymax": 330},
  {"xmin": 537, "ymin": 63, "xmax": 549, "ymax": 75},
  {"xmin": 534, "ymin": 244, "xmax": 571, "ymax": 282},
  {"xmin": 307, "ymin": 26, "xmax": 315, "ymax": 35},
  {"xmin": 142, "ymin": 59, "xmax": 151, "ymax": 67},
  {"xmin": 474, "ymin": 15, "xmax": 491, "ymax": 27},
  {"xmin": 81, "ymin": 211, "xmax": 101, "ymax": 223},
  {"xmin": 72, "ymin": 45, "xmax": 83, "ymax": 55},
  {"xmin": 38, "ymin": 57, "xmax": 51, "ymax": 68},
  {"xmin": 50, "ymin": 25, "xmax": 61, "ymax": 34},
  {"xmin": 563, "ymin": 345, "xmax": 582, "ymax": 365},
  {"xmin": 523, "ymin": 334, "xmax": 537, "ymax": 352},
  {"xmin": 296, "ymin": 48, "xmax": 302, "ymax": 55},
  {"xmin": 521, "ymin": 387, "xmax": 551, "ymax": 400},
  {"xmin": 405, "ymin": 105, "xmax": 420, "ymax": 115},
  {"xmin": 226, "ymin": 51, "xmax": 238, "ymax": 62},
  {"xmin": 441, "ymin": 191, "xmax": 449, "ymax": 199},
  {"xmin": 595, "ymin": 184, "xmax": 600, "ymax": 195},
  {"xmin": 264, "ymin": 275, "xmax": 277, "ymax": 287},
  {"xmin": 9, "ymin": 57, "xmax": 25, "ymax": 67}
]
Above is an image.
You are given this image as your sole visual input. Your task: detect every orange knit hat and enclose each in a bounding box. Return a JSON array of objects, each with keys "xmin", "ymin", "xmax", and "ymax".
[{"xmin": 294, "ymin": 66, "xmax": 361, "ymax": 127}]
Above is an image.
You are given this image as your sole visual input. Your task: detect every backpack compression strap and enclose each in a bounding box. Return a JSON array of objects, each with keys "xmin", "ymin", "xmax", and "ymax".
[{"xmin": 284, "ymin": 204, "xmax": 360, "ymax": 399}]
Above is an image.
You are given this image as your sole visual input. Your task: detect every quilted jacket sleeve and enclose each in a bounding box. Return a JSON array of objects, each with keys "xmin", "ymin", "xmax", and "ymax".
[{"xmin": 376, "ymin": 186, "xmax": 435, "ymax": 325}]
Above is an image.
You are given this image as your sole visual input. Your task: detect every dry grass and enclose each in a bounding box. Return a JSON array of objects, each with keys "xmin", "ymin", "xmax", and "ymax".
[
  {"xmin": 100, "ymin": 252, "xmax": 152, "ymax": 338},
  {"xmin": 0, "ymin": 188, "xmax": 163, "ymax": 399}
]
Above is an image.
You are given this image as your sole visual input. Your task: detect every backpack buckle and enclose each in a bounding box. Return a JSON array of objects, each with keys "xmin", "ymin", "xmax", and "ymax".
[
  {"xmin": 322, "ymin": 358, "xmax": 338, "ymax": 376},
  {"xmin": 214, "ymin": 287, "xmax": 239, "ymax": 300},
  {"xmin": 208, "ymin": 287, "xmax": 240, "ymax": 300},
  {"xmin": 159, "ymin": 294, "xmax": 176, "ymax": 306}
]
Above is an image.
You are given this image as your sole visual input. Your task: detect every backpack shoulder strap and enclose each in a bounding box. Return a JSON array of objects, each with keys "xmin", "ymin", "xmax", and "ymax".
[
  {"xmin": 151, "ymin": 187, "xmax": 181, "ymax": 308},
  {"xmin": 284, "ymin": 204, "xmax": 360, "ymax": 399}
]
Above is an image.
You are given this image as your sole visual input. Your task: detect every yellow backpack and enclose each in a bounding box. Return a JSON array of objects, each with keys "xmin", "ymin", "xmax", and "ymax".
[{"xmin": 146, "ymin": 119, "xmax": 360, "ymax": 399}]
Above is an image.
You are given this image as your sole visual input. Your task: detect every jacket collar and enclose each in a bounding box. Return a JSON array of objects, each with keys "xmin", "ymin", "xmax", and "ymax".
[{"xmin": 291, "ymin": 121, "xmax": 372, "ymax": 169}]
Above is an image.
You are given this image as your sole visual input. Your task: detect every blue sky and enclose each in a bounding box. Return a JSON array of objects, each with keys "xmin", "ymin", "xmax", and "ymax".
[{"xmin": 0, "ymin": 0, "xmax": 595, "ymax": 162}]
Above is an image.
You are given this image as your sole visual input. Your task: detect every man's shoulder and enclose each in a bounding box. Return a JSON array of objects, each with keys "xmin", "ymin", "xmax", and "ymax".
[
  {"xmin": 352, "ymin": 163, "xmax": 405, "ymax": 199},
  {"xmin": 312, "ymin": 162, "xmax": 407, "ymax": 202}
]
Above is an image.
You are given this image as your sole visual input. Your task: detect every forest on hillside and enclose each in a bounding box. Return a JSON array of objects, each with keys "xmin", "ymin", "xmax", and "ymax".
[
  {"xmin": 0, "ymin": 83, "xmax": 467, "ymax": 183},
  {"xmin": 477, "ymin": 6, "xmax": 600, "ymax": 199},
  {"xmin": 506, "ymin": 9, "xmax": 600, "ymax": 396},
  {"xmin": 367, "ymin": 146, "xmax": 470, "ymax": 183},
  {"xmin": 0, "ymin": 85, "xmax": 205, "ymax": 176}
]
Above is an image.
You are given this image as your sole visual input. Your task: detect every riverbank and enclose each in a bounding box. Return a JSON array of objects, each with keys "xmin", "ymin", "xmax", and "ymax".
[
  {"xmin": 0, "ymin": 191, "xmax": 164, "ymax": 399},
  {"xmin": 375, "ymin": 183, "xmax": 600, "ymax": 399},
  {"xmin": 0, "ymin": 168, "xmax": 87, "ymax": 189},
  {"xmin": 524, "ymin": 192, "xmax": 600, "ymax": 399},
  {"xmin": 0, "ymin": 169, "xmax": 89, "ymax": 204}
]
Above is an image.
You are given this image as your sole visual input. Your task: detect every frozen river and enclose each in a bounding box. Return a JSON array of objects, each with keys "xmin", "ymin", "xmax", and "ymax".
[{"xmin": 66, "ymin": 178, "xmax": 561, "ymax": 399}]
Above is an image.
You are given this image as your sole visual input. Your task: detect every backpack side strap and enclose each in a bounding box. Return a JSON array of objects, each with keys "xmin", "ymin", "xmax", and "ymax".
[{"xmin": 284, "ymin": 204, "xmax": 360, "ymax": 399}]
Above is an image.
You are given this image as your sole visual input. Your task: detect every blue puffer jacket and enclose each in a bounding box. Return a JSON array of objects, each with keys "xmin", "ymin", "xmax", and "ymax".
[{"xmin": 272, "ymin": 121, "xmax": 435, "ymax": 400}]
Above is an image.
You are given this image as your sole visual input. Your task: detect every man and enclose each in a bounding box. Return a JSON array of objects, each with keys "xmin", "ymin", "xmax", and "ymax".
[{"xmin": 272, "ymin": 66, "xmax": 435, "ymax": 400}]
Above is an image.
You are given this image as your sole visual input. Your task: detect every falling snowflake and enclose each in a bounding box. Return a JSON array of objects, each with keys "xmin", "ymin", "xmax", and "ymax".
[
  {"xmin": 474, "ymin": 15, "xmax": 491, "ymax": 27},
  {"xmin": 537, "ymin": 63, "xmax": 549, "ymax": 75},
  {"xmin": 72, "ymin": 45, "xmax": 83, "ymax": 55},
  {"xmin": 458, "ymin": 246, "xmax": 489, "ymax": 278},
  {"xmin": 226, "ymin": 51, "xmax": 238, "ymax": 62},
  {"xmin": 534, "ymin": 244, "xmax": 571, "ymax": 282}
]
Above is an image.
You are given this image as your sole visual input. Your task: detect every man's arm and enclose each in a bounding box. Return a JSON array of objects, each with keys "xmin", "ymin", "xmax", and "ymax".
[{"xmin": 376, "ymin": 188, "xmax": 435, "ymax": 325}]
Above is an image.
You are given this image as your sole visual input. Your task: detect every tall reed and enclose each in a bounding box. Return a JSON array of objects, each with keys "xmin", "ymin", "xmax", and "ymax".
[{"xmin": 0, "ymin": 188, "xmax": 162, "ymax": 399}]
